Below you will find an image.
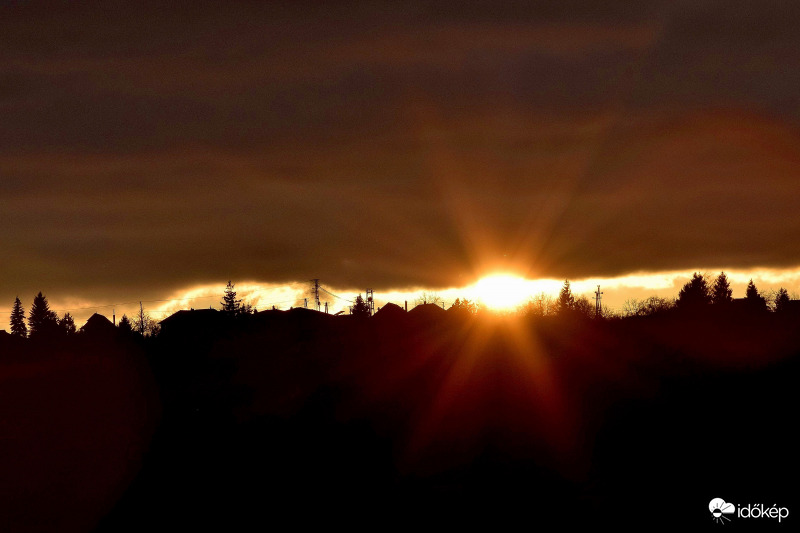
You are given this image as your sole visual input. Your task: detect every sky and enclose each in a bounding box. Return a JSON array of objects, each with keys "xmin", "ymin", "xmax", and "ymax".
[{"xmin": 3, "ymin": 1, "xmax": 800, "ymax": 324}]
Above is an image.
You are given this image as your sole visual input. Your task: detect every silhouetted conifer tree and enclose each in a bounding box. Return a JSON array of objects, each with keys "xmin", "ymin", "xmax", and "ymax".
[
  {"xmin": 774, "ymin": 287, "xmax": 790, "ymax": 313},
  {"xmin": 352, "ymin": 294, "xmax": 371, "ymax": 318},
  {"xmin": 744, "ymin": 279, "xmax": 767, "ymax": 312},
  {"xmin": 10, "ymin": 297, "xmax": 27, "ymax": 338},
  {"xmin": 221, "ymin": 280, "xmax": 242, "ymax": 316},
  {"xmin": 118, "ymin": 314, "xmax": 133, "ymax": 333},
  {"xmin": 59, "ymin": 313, "xmax": 76, "ymax": 336},
  {"xmin": 676, "ymin": 273, "xmax": 711, "ymax": 310},
  {"xmin": 556, "ymin": 280, "xmax": 575, "ymax": 314},
  {"xmin": 711, "ymin": 271, "xmax": 733, "ymax": 305},
  {"xmin": 27, "ymin": 292, "xmax": 58, "ymax": 339}
]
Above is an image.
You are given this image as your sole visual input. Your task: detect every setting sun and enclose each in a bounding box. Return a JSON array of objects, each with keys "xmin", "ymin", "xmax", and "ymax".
[{"xmin": 471, "ymin": 274, "xmax": 533, "ymax": 311}]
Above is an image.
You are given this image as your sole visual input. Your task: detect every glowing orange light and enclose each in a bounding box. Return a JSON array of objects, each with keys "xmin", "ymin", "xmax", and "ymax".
[{"xmin": 471, "ymin": 274, "xmax": 532, "ymax": 311}]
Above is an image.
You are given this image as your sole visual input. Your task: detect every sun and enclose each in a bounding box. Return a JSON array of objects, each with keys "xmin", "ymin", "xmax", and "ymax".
[{"xmin": 471, "ymin": 274, "xmax": 532, "ymax": 311}]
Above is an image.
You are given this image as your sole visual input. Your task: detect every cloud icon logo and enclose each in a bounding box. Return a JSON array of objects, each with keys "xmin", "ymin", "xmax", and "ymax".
[{"xmin": 709, "ymin": 498, "xmax": 736, "ymax": 524}]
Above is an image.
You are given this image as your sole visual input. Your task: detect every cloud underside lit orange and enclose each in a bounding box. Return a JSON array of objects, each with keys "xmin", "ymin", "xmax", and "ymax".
[{"xmin": 2, "ymin": 3, "xmax": 800, "ymax": 311}]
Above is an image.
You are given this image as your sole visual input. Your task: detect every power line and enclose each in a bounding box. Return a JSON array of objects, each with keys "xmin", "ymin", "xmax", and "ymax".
[{"xmin": 318, "ymin": 286, "xmax": 354, "ymax": 304}]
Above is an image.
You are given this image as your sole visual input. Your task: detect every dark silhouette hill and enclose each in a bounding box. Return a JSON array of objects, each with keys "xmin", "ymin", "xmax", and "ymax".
[
  {"xmin": 0, "ymin": 332, "xmax": 158, "ymax": 533},
  {"xmin": 2, "ymin": 307, "xmax": 798, "ymax": 530}
]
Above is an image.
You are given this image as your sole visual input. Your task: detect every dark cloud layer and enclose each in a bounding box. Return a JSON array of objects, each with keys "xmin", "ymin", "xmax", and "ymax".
[{"xmin": 2, "ymin": 1, "xmax": 800, "ymax": 303}]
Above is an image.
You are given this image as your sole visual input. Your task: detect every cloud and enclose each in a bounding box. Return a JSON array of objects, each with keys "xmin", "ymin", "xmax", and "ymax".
[{"xmin": 2, "ymin": 1, "xmax": 800, "ymax": 307}]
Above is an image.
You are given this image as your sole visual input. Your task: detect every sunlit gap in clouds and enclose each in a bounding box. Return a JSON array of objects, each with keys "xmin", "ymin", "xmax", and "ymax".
[
  {"xmin": 37, "ymin": 266, "xmax": 800, "ymax": 328},
  {"xmin": 307, "ymin": 266, "xmax": 800, "ymax": 315}
]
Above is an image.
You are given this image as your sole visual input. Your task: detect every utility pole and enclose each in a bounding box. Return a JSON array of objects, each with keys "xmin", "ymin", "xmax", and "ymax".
[
  {"xmin": 312, "ymin": 279, "xmax": 320, "ymax": 311},
  {"xmin": 139, "ymin": 302, "xmax": 145, "ymax": 335},
  {"xmin": 324, "ymin": 302, "xmax": 328, "ymax": 314},
  {"xmin": 594, "ymin": 285, "xmax": 603, "ymax": 318}
]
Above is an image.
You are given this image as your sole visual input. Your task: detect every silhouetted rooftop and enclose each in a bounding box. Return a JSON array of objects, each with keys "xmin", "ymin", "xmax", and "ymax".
[
  {"xmin": 407, "ymin": 303, "xmax": 447, "ymax": 321},
  {"xmin": 80, "ymin": 313, "xmax": 115, "ymax": 335},
  {"xmin": 373, "ymin": 302, "xmax": 406, "ymax": 320},
  {"xmin": 160, "ymin": 308, "xmax": 219, "ymax": 325}
]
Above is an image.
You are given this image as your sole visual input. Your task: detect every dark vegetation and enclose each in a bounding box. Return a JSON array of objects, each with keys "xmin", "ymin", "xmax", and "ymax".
[{"xmin": 1, "ymin": 274, "xmax": 798, "ymax": 530}]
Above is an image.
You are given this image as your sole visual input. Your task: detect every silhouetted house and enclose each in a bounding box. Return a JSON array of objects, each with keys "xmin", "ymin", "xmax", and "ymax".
[
  {"xmin": 373, "ymin": 302, "xmax": 406, "ymax": 321},
  {"xmin": 159, "ymin": 309, "xmax": 223, "ymax": 339},
  {"xmin": 253, "ymin": 306, "xmax": 331, "ymax": 323},
  {"xmin": 732, "ymin": 297, "xmax": 769, "ymax": 314},
  {"xmin": 374, "ymin": 302, "xmax": 406, "ymax": 317},
  {"xmin": 407, "ymin": 303, "xmax": 447, "ymax": 324},
  {"xmin": 80, "ymin": 313, "xmax": 117, "ymax": 338}
]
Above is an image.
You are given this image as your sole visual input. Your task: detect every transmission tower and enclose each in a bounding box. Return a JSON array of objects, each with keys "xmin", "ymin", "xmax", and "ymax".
[
  {"xmin": 594, "ymin": 285, "xmax": 603, "ymax": 318},
  {"xmin": 366, "ymin": 288, "xmax": 374, "ymax": 316}
]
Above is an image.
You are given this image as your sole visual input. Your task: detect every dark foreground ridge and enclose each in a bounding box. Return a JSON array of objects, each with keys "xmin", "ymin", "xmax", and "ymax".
[{"xmin": 1, "ymin": 306, "xmax": 798, "ymax": 530}]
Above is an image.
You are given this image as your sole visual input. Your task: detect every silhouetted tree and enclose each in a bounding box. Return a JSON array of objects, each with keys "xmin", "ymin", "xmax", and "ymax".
[
  {"xmin": 134, "ymin": 305, "xmax": 160, "ymax": 337},
  {"xmin": 676, "ymin": 273, "xmax": 711, "ymax": 311},
  {"xmin": 556, "ymin": 280, "xmax": 575, "ymax": 314},
  {"xmin": 449, "ymin": 298, "xmax": 478, "ymax": 315},
  {"xmin": 574, "ymin": 295, "xmax": 594, "ymax": 318},
  {"xmin": 519, "ymin": 292, "xmax": 555, "ymax": 317},
  {"xmin": 623, "ymin": 296, "xmax": 674, "ymax": 317},
  {"xmin": 221, "ymin": 281, "xmax": 242, "ymax": 316},
  {"xmin": 710, "ymin": 271, "xmax": 733, "ymax": 306},
  {"xmin": 415, "ymin": 291, "xmax": 443, "ymax": 307},
  {"xmin": 27, "ymin": 292, "xmax": 59, "ymax": 339},
  {"xmin": 352, "ymin": 294, "xmax": 371, "ymax": 318},
  {"xmin": 744, "ymin": 279, "xmax": 767, "ymax": 312},
  {"xmin": 774, "ymin": 287, "xmax": 790, "ymax": 313},
  {"xmin": 58, "ymin": 313, "xmax": 76, "ymax": 336},
  {"xmin": 10, "ymin": 297, "xmax": 26, "ymax": 338},
  {"xmin": 118, "ymin": 314, "xmax": 133, "ymax": 334}
]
